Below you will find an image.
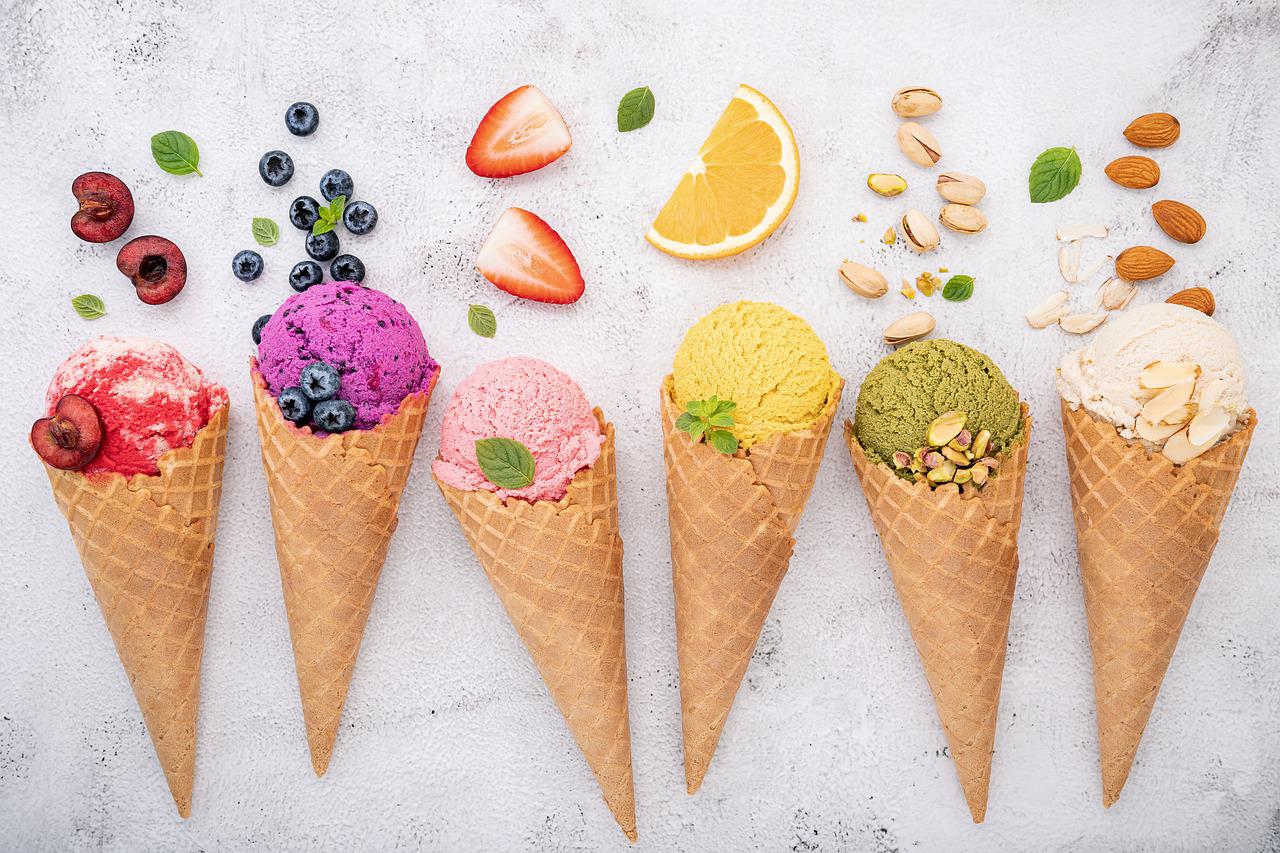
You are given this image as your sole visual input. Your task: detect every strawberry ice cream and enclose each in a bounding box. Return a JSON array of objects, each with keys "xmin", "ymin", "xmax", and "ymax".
[
  {"xmin": 44, "ymin": 336, "xmax": 227, "ymax": 476},
  {"xmin": 256, "ymin": 281, "xmax": 438, "ymax": 430},
  {"xmin": 433, "ymin": 357, "xmax": 604, "ymax": 502}
]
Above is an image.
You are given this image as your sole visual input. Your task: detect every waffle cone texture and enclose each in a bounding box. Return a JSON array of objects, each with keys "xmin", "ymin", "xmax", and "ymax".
[
  {"xmin": 660, "ymin": 375, "xmax": 844, "ymax": 795},
  {"xmin": 40, "ymin": 404, "xmax": 229, "ymax": 818},
  {"xmin": 846, "ymin": 404, "xmax": 1032, "ymax": 823},
  {"xmin": 435, "ymin": 411, "xmax": 635, "ymax": 840},
  {"xmin": 251, "ymin": 361, "xmax": 433, "ymax": 776},
  {"xmin": 1061, "ymin": 401, "xmax": 1256, "ymax": 807}
]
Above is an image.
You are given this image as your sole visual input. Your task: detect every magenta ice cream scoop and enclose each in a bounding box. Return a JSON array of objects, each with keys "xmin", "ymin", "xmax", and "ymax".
[{"xmin": 257, "ymin": 281, "xmax": 438, "ymax": 429}]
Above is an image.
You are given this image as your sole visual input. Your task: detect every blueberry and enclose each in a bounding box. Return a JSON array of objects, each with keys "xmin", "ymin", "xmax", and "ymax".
[
  {"xmin": 312, "ymin": 399, "xmax": 356, "ymax": 433},
  {"xmin": 289, "ymin": 260, "xmax": 324, "ymax": 291},
  {"xmin": 285, "ymin": 101, "xmax": 319, "ymax": 137},
  {"xmin": 342, "ymin": 201, "xmax": 378, "ymax": 235},
  {"xmin": 305, "ymin": 231, "xmax": 340, "ymax": 261},
  {"xmin": 319, "ymin": 169, "xmax": 353, "ymax": 201},
  {"xmin": 300, "ymin": 361, "xmax": 341, "ymax": 401},
  {"xmin": 289, "ymin": 196, "xmax": 321, "ymax": 231},
  {"xmin": 251, "ymin": 313, "xmax": 273, "ymax": 344},
  {"xmin": 330, "ymin": 254, "xmax": 365, "ymax": 283},
  {"xmin": 277, "ymin": 387, "xmax": 312, "ymax": 424},
  {"xmin": 259, "ymin": 150, "xmax": 294, "ymax": 187},
  {"xmin": 232, "ymin": 250, "xmax": 263, "ymax": 282}
]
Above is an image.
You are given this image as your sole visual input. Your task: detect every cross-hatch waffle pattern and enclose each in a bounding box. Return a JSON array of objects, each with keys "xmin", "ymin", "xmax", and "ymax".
[
  {"xmin": 251, "ymin": 364, "xmax": 432, "ymax": 776},
  {"xmin": 1061, "ymin": 401, "xmax": 1255, "ymax": 807},
  {"xmin": 436, "ymin": 413, "xmax": 636, "ymax": 841},
  {"xmin": 846, "ymin": 406, "xmax": 1031, "ymax": 823},
  {"xmin": 42, "ymin": 404, "xmax": 229, "ymax": 818},
  {"xmin": 660, "ymin": 376, "xmax": 843, "ymax": 795}
]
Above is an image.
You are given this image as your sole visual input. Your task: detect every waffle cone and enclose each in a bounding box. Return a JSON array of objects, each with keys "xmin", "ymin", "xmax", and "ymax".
[
  {"xmin": 846, "ymin": 406, "xmax": 1031, "ymax": 823},
  {"xmin": 41, "ymin": 404, "xmax": 229, "ymax": 818},
  {"xmin": 435, "ymin": 412, "xmax": 636, "ymax": 841},
  {"xmin": 1061, "ymin": 401, "xmax": 1256, "ymax": 807},
  {"xmin": 251, "ymin": 361, "xmax": 433, "ymax": 776},
  {"xmin": 660, "ymin": 375, "xmax": 844, "ymax": 794}
]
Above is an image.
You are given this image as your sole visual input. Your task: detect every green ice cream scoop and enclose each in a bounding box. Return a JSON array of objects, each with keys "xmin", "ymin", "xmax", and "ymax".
[{"xmin": 854, "ymin": 339, "xmax": 1023, "ymax": 467}]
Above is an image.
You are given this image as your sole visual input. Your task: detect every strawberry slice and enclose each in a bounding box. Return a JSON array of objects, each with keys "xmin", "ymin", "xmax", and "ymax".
[
  {"xmin": 466, "ymin": 85, "xmax": 572, "ymax": 178},
  {"xmin": 476, "ymin": 208, "xmax": 584, "ymax": 304}
]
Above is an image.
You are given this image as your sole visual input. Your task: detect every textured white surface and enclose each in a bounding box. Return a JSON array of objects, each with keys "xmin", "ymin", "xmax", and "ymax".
[{"xmin": 2, "ymin": 1, "xmax": 1278, "ymax": 850}]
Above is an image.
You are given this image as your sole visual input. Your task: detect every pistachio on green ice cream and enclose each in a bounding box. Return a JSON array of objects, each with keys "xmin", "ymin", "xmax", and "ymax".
[{"xmin": 854, "ymin": 339, "xmax": 1023, "ymax": 467}]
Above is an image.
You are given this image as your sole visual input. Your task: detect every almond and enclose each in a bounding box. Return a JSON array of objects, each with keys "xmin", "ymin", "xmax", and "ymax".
[
  {"xmin": 1151, "ymin": 199, "xmax": 1207, "ymax": 244},
  {"xmin": 1104, "ymin": 155, "xmax": 1161, "ymax": 189},
  {"xmin": 1123, "ymin": 112, "xmax": 1181, "ymax": 148},
  {"xmin": 1166, "ymin": 286, "xmax": 1215, "ymax": 316},
  {"xmin": 1115, "ymin": 245, "xmax": 1175, "ymax": 281}
]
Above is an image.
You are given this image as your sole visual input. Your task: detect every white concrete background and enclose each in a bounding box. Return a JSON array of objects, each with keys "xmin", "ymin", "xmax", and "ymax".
[{"xmin": 1, "ymin": 1, "xmax": 1277, "ymax": 850}]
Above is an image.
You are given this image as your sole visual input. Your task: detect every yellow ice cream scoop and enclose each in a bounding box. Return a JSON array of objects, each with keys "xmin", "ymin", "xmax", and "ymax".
[{"xmin": 672, "ymin": 301, "xmax": 840, "ymax": 448}]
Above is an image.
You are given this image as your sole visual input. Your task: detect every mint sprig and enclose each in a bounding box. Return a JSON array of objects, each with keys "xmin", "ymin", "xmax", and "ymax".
[
  {"xmin": 1028, "ymin": 146, "xmax": 1082, "ymax": 203},
  {"xmin": 675, "ymin": 396, "xmax": 739, "ymax": 454},
  {"xmin": 150, "ymin": 130, "xmax": 202, "ymax": 176},
  {"xmin": 312, "ymin": 195, "xmax": 346, "ymax": 236},
  {"xmin": 475, "ymin": 437, "xmax": 536, "ymax": 490}
]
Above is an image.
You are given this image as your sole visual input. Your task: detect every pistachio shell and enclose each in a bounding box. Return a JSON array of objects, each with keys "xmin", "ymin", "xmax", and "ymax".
[
  {"xmin": 935, "ymin": 172, "xmax": 986, "ymax": 205},
  {"xmin": 938, "ymin": 203, "xmax": 987, "ymax": 234},
  {"xmin": 891, "ymin": 87, "xmax": 943, "ymax": 118}
]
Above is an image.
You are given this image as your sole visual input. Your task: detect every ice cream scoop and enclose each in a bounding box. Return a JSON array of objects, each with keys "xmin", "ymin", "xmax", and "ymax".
[
  {"xmin": 43, "ymin": 336, "xmax": 227, "ymax": 476},
  {"xmin": 256, "ymin": 281, "xmax": 438, "ymax": 430},
  {"xmin": 854, "ymin": 339, "xmax": 1023, "ymax": 468},
  {"xmin": 672, "ymin": 301, "xmax": 840, "ymax": 448},
  {"xmin": 433, "ymin": 357, "xmax": 604, "ymax": 502},
  {"xmin": 1057, "ymin": 302, "xmax": 1247, "ymax": 441}
]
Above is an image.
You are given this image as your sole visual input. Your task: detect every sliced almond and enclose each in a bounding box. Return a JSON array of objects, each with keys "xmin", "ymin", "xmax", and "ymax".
[
  {"xmin": 1188, "ymin": 405, "xmax": 1230, "ymax": 446},
  {"xmin": 1097, "ymin": 276, "xmax": 1137, "ymax": 310},
  {"xmin": 1136, "ymin": 417, "xmax": 1184, "ymax": 443},
  {"xmin": 1140, "ymin": 380, "xmax": 1195, "ymax": 424},
  {"xmin": 1026, "ymin": 291, "xmax": 1071, "ymax": 328},
  {"xmin": 1138, "ymin": 361, "xmax": 1201, "ymax": 390},
  {"xmin": 1078, "ymin": 253, "xmax": 1113, "ymax": 284},
  {"xmin": 1198, "ymin": 377, "xmax": 1227, "ymax": 411},
  {"xmin": 1161, "ymin": 428, "xmax": 1207, "ymax": 464},
  {"xmin": 1161, "ymin": 403, "xmax": 1196, "ymax": 426},
  {"xmin": 1059, "ymin": 240, "xmax": 1083, "ymax": 283},
  {"xmin": 1059, "ymin": 312, "xmax": 1108, "ymax": 334},
  {"xmin": 1056, "ymin": 223, "xmax": 1109, "ymax": 241}
]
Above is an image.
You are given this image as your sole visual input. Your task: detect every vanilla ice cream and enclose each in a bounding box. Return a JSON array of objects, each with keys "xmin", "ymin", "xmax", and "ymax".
[{"xmin": 1057, "ymin": 303, "xmax": 1247, "ymax": 439}]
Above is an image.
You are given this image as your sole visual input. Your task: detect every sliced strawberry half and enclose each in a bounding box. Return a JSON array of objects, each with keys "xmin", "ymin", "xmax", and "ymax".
[
  {"xmin": 466, "ymin": 85, "xmax": 572, "ymax": 178},
  {"xmin": 476, "ymin": 208, "xmax": 584, "ymax": 304}
]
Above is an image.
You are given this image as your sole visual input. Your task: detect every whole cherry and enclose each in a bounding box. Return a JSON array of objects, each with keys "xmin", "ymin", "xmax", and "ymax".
[
  {"xmin": 71, "ymin": 172, "xmax": 135, "ymax": 243},
  {"xmin": 31, "ymin": 395, "xmax": 105, "ymax": 471},
  {"xmin": 116, "ymin": 236, "xmax": 187, "ymax": 304}
]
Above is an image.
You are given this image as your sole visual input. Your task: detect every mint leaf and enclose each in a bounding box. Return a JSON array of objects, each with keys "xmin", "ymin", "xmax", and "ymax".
[
  {"xmin": 617, "ymin": 86, "xmax": 655, "ymax": 132},
  {"xmin": 687, "ymin": 421, "xmax": 708, "ymax": 442},
  {"xmin": 942, "ymin": 275, "xmax": 975, "ymax": 302},
  {"xmin": 675, "ymin": 412, "xmax": 694, "ymax": 431},
  {"xmin": 312, "ymin": 195, "xmax": 347, "ymax": 236},
  {"xmin": 707, "ymin": 429, "xmax": 739, "ymax": 454},
  {"xmin": 468, "ymin": 304, "xmax": 497, "ymax": 338},
  {"xmin": 676, "ymin": 397, "xmax": 739, "ymax": 452},
  {"xmin": 150, "ymin": 130, "xmax": 202, "ymax": 176},
  {"xmin": 1028, "ymin": 147, "xmax": 1081, "ymax": 203},
  {"xmin": 475, "ymin": 437, "xmax": 536, "ymax": 490},
  {"xmin": 252, "ymin": 217, "xmax": 279, "ymax": 247},
  {"xmin": 312, "ymin": 219, "xmax": 335, "ymax": 236},
  {"xmin": 71, "ymin": 293, "xmax": 106, "ymax": 320}
]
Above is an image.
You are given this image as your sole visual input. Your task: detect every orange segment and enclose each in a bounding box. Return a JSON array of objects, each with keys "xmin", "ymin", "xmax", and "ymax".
[{"xmin": 647, "ymin": 85, "xmax": 799, "ymax": 259}]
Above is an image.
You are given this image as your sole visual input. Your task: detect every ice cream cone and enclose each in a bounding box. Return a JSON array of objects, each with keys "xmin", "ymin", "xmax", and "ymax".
[
  {"xmin": 435, "ymin": 411, "xmax": 636, "ymax": 841},
  {"xmin": 41, "ymin": 404, "xmax": 229, "ymax": 818},
  {"xmin": 846, "ymin": 405, "xmax": 1031, "ymax": 823},
  {"xmin": 660, "ymin": 375, "xmax": 844, "ymax": 794},
  {"xmin": 251, "ymin": 361, "xmax": 433, "ymax": 775},
  {"xmin": 1061, "ymin": 401, "xmax": 1256, "ymax": 807}
]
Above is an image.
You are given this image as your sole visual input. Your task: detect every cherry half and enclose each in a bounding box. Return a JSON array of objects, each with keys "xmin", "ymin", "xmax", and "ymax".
[
  {"xmin": 71, "ymin": 172, "xmax": 135, "ymax": 243},
  {"xmin": 116, "ymin": 235, "xmax": 187, "ymax": 304},
  {"xmin": 31, "ymin": 395, "xmax": 105, "ymax": 471}
]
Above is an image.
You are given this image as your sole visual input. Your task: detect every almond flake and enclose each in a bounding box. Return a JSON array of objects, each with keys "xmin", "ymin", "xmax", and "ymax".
[
  {"xmin": 1139, "ymin": 361, "xmax": 1201, "ymax": 390},
  {"xmin": 1056, "ymin": 223, "xmax": 1110, "ymax": 241},
  {"xmin": 1059, "ymin": 312, "xmax": 1108, "ymax": 334},
  {"xmin": 1026, "ymin": 291, "xmax": 1071, "ymax": 328},
  {"xmin": 1140, "ymin": 380, "xmax": 1195, "ymax": 424},
  {"xmin": 1136, "ymin": 417, "xmax": 1184, "ymax": 443},
  {"xmin": 1188, "ymin": 405, "xmax": 1230, "ymax": 446},
  {"xmin": 1162, "ymin": 428, "xmax": 1212, "ymax": 465}
]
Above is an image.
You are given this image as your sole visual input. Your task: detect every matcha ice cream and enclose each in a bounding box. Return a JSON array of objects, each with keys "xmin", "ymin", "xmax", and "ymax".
[
  {"xmin": 672, "ymin": 301, "xmax": 840, "ymax": 448},
  {"xmin": 854, "ymin": 339, "xmax": 1023, "ymax": 467}
]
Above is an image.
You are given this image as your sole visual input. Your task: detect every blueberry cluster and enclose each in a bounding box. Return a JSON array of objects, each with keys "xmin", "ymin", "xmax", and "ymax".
[{"xmin": 276, "ymin": 361, "xmax": 356, "ymax": 433}]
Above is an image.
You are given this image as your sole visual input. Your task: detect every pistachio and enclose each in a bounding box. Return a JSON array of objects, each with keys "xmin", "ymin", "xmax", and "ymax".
[
  {"xmin": 971, "ymin": 429, "xmax": 991, "ymax": 459},
  {"xmin": 926, "ymin": 410, "xmax": 967, "ymax": 446},
  {"xmin": 892, "ymin": 451, "xmax": 913, "ymax": 469},
  {"xmin": 891, "ymin": 86, "xmax": 943, "ymax": 118},
  {"xmin": 838, "ymin": 261, "xmax": 890, "ymax": 299},
  {"xmin": 867, "ymin": 173, "xmax": 908, "ymax": 197},
  {"xmin": 950, "ymin": 428, "xmax": 972, "ymax": 451},
  {"xmin": 953, "ymin": 467, "xmax": 973, "ymax": 485},
  {"xmin": 883, "ymin": 310, "xmax": 935, "ymax": 345},
  {"xmin": 882, "ymin": 227, "xmax": 897, "ymax": 245},
  {"xmin": 913, "ymin": 447, "xmax": 929, "ymax": 469},
  {"xmin": 927, "ymin": 460, "xmax": 957, "ymax": 484},
  {"xmin": 941, "ymin": 446, "xmax": 970, "ymax": 467},
  {"xmin": 896, "ymin": 122, "xmax": 942, "ymax": 167},
  {"xmin": 935, "ymin": 172, "xmax": 986, "ymax": 205},
  {"xmin": 1025, "ymin": 291, "xmax": 1071, "ymax": 329},
  {"xmin": 969, "ymin": 464, "xmax": 989, "ymax": 486},
  {"xmin": 939, "ymin": 203, "xmax": 987, "ymax": 234},
  {"xmin": 1097, "ymin": 276, "xmax": 1137, "ymax": 311},
  {"xmin": 900, "ymin": 209, "xmax": 941, "ymax": 252},
  {"xmin": 978, "ymin": 456, "xmax": 999, "ymax": 469},
  {"xmin": 922, "ymin": 450, "xmax": 944, "ymax": 469},
  {"xmin": 917, "ymin": 271, "xmax": 941, "ymax": 296}
]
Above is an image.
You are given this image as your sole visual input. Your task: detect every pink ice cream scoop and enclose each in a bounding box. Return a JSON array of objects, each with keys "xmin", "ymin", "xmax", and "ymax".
[
  {"xmin": 256, "ymin": 281, "xmax": 438, "ymax": 430},
  {"xmin": 44, "ymin": 336, "xmax": 228, "ymax": 477},
  {"xmin": 433, "ymin": 357, "xmax": 604, "ymax": 502}
]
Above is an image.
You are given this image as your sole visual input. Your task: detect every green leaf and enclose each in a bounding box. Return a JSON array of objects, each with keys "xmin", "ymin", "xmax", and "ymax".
[
  {"xmin": 150, "ymin": 130, "xmax": 202, "ymax": 176},
  {"xmin": 686, "ymin": 400, "xmax": 707, "ymax": 418},
  {"xmin": 71, "ymin": 293, "xmax": 106, "ymax": 320},
  {"xmin": 252, "ymin": 217, "xmax": 279, "ymax": 247},
  {"xmin": 675, "ymin": 412, "xmax": 695, "ymax": 432},
  {"xmin": 468, "ymin": 304, "xmax": 497, "ymax": 338},
  {"xmin": 1028, "ymin": 146, "xmax": 1081, "ymax": 203},
  {"xmin": 474, "ymin": 437, "xmax": 536, "ymax": 490},
  {"xmin": 707, "ymin": 429, "xmax": 739, "ymax": 454},
  {"xmin": 617, "ymin": 86, "xmax": 655, "ymax": 132},
  {"xmin": 312, "ymin": 195, "xmax": 347, "ymax": 236},
  {"xmin": 312, "ymin": 219, "xmax": 335, "ymax": 236},
  {"xmin": 942, "ymin": 274, "xmax": 975, "ymax": 302},
  {"xmin": 687, "ymin": 421, "xmax": 708, "ymax": 442}
]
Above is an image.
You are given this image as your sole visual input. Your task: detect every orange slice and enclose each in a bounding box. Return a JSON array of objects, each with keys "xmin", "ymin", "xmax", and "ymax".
[{"xmin": 646, "ymin": 85, "xmax": 799, "ymax": 259}]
